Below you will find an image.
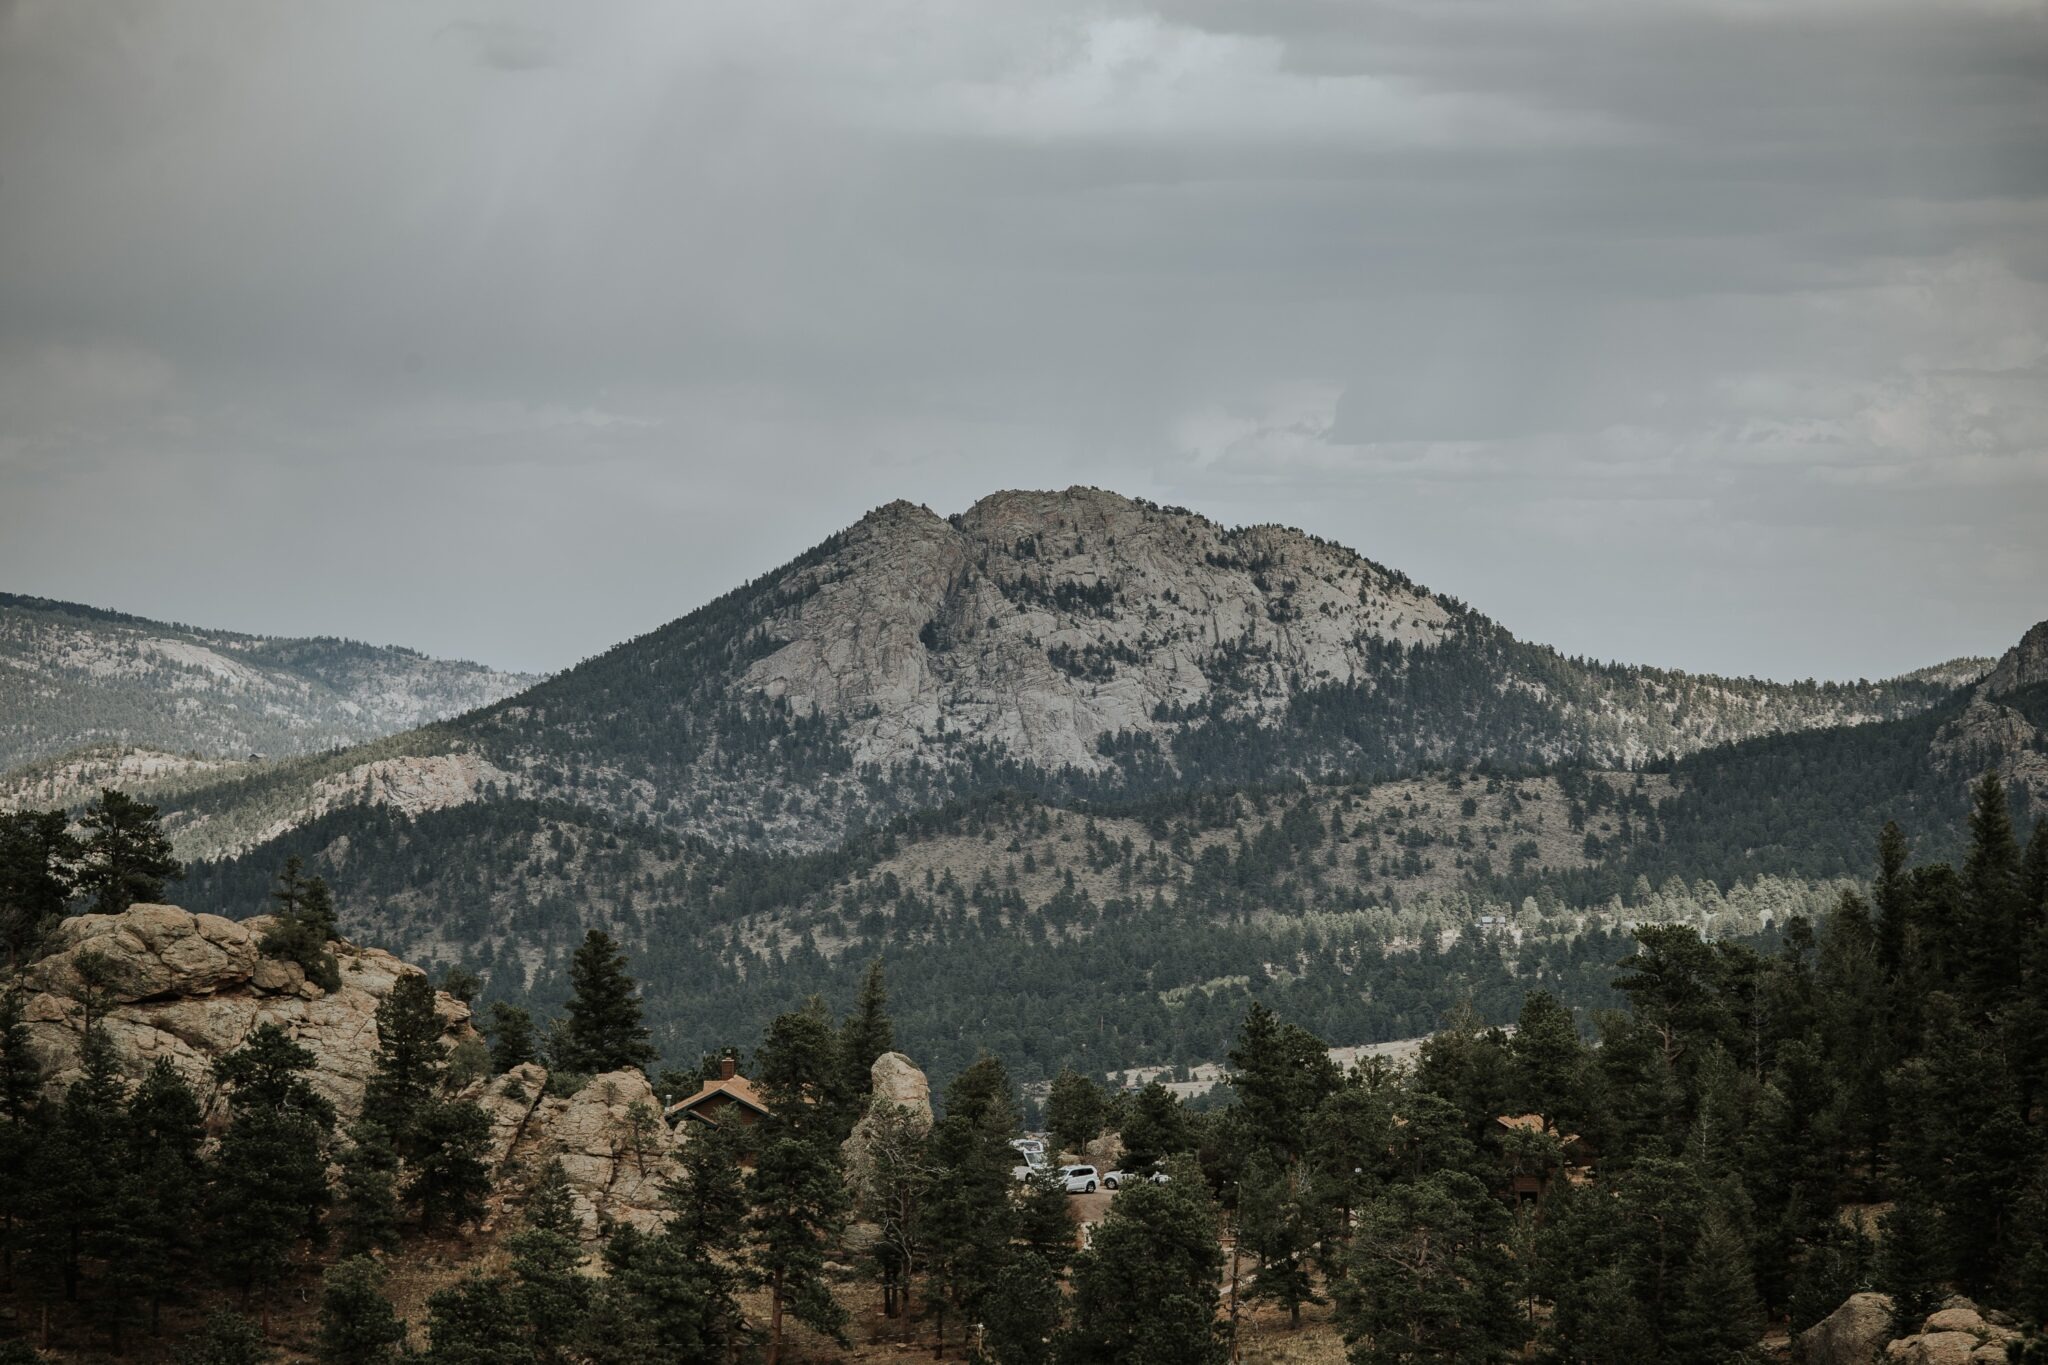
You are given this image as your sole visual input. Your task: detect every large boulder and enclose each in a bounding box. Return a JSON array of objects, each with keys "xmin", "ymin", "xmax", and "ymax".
[
  {"xmin": 465, "ymin": 1065, "xmax": 682, "ymax": 1239},
  {"xmin": 1799, "ymin": 1291, "xmax": 1896, "ymax": 1365},
  {"xmin": 1884, "ymin": 1334, "xmax": 1999, "ymax": 1365},
  {"xmin": 868, "ymin": 1051, "xmax": 933, "ymax": 1128},
  {"xmin": 23, "ymin": 904, "xmax": 475, "ymax": 1127}
]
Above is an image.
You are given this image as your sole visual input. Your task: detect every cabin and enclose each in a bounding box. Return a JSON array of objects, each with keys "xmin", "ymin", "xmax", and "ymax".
[
  {"xmin": 664, "ymin": 1055, "xmax": 770, "ymax": 1131},
  {"xmin": 1493, "ymin": 1112, "xmax": 1594, "ymax": 1211}
]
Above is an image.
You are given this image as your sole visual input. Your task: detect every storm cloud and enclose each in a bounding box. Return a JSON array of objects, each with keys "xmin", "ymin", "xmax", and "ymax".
[{"xmin": 2, "ymin": 0, "xmax": 2044, "ymax": 677}]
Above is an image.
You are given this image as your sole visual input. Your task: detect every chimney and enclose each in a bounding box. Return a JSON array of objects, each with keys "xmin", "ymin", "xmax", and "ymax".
[{"xmin": 720, "ymin": 1055, "xmax": 736, "ymax": 1080}]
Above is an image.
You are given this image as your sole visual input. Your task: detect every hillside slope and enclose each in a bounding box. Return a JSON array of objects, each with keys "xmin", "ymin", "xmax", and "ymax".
[
  {"xmin": 154, "ymin": 488, "xmax": 1985, "ymax": 859},
  {"xmin": 0, "ymin": 591, "xmax": 537, "ymax": 776}
]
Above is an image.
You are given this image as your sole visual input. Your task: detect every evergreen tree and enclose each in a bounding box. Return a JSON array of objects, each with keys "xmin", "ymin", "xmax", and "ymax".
[
  {"xmin": 22, "ymin": 1026, "xmax": 128, "ymax": 1311},
  {"xmin": 745, "ymin": 1005, "xmax": 851, "ymax": 1363},
  {"xmin": 422, "ymin": 1271, "xmax": 527, "ymax": 1365},
  {"xmin": 1878, "ymin": 1197, "xmax": 1947, "ymax": 1337},
  {"xmin": 554, "ymin": 929, "xmax": 656, "ymax": 1075},
  {"xmin": 508, "ymin": 1160, "xmax": 592, "ymax": 1364},
  {"xmin": 208, "ymin": 1026, "xmax": 334, "ymax": 1302},
  {"xmin": 315, "ymin": 1257, "xmax": 407, "ymax": 1365},
  {"xmin": 1962, "ymin": 772, "xmax": 2026, "ymax": 1003},
  {"xmin": 925, "ymin": 1055, "xmax": 1021, "ymax": 1350},
  {"xmin": 1673, "ymin": 1208, "xmax": 1765, "ymax": 1364},
  {"xmin": 173, "ymin": 1311, "xmax": 274, "ymax": 1365},
  {"xmin": 1237, "ymin": 1155, "xmax": 1320, "ymax": 1329},
  {"xmin": 1045, "ymin": 1067, "xmax": 1109, "ymax": 1157},
  {"xmin": 333, "ymin": 1120, "xmax": 403, "ymax": 1256},
  {"xmin": 837, "ymin": 958, "xmax": 894, "ymax": 1125},
  {"xmin": 485, "ymin": 1000, "xmax": 540, "ymax": 1073},
  {"xmin": 1059, "ymin": 1175, "xmax": 1225, "ymax": 1365},
  {"xmin": 1340, "ymin": 1169, "xmax": 1518, "ymax": 1365},
  {"xmin": 405, "ymin": 1098, "xmax": 494, "ymax": 1230},
  {"xmin": 1227, "ymin": 1003, "xmax": 1339, "ymax": 1163},
  {"xmin": 258, "ymin": 857, "xmax": 340, "ymax": 991},
  {"xmin": 0, "ymin": 809, "xmax": 78, "ymax": 966},
  {"xmin": 1117, "ymin": 1081, "xmax": 1189, "ymax": 1174},
  {"xmin": 74, "ymin": 788, "xmax": 181, "ymax": 915},
  {"xmin": 364, "ymin": 970, "xmax": 448, "ymax": 1152},
  {"xmin": 1015, "ymin": 1168, "xmax": 1078, "ymax": 1276},
  {"xmin": 983, "ymin": 1252, "xmax": 1062, "ymax": 1365},
  {"xmin": 121, "ymin": 1058, "xmax": 207, "ymax": 1333}
]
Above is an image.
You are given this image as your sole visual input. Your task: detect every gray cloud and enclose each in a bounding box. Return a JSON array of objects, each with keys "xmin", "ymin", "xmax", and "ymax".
[{"xmin": 0, "ymin": 0, "xmax": 2042, "ymax": 678}]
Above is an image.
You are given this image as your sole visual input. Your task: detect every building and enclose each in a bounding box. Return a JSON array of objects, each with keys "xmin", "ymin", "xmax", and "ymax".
[
  {"xmin": 664, "ymin": 1055, "xmax": 770, "ymax": 1131},
  {"xmin": 1493, "ymin": 1112, "xmax": 1594, "ymax": 1210}
]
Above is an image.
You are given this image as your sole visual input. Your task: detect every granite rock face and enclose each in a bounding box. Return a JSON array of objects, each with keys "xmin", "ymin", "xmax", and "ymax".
[{"xmin": 22, "ymin": 903, "xmax": 474, "ymax": 1127}]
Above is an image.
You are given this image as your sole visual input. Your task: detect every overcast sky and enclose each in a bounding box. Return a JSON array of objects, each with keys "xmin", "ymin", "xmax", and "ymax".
[{"xmin": 2, "ymin": 1, "xmax": 2044, "ymax": 679}]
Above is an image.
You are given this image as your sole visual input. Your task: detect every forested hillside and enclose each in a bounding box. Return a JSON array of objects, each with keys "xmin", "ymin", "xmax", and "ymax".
[{"xmin": 139, "ymin": 490, "xmax": 1984, "ymax": 862}]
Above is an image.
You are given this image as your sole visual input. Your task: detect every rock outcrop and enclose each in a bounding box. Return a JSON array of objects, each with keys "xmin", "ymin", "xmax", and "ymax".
[
  {"xmin": 1931, "ymin": 619, "xmax": 2048, "ymax": 812},
  {"xmin": 22, "ymin": 903, "xmax": 683, "ymax": 1238},
  {"xmin": 467, "ymin": 1064, "xmax": 683, "ymax": 1238},
  {"xmin": 1798, "ymin": 1292, "xmax": 1897, "ymax": 1365},
  {"xmin": 22, "ymin": 903, "xmax": 475, "ymax": 1126},
  {"xmin": 1883, "ymin": 1299, "xmax": 2020, "ymax": 1365},
  {"xmin": 867, "ymin": 1050, "xmax": 933, "ymax": 1128}
]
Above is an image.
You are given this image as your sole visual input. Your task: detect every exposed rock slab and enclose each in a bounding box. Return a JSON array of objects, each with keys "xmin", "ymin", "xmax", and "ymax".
[{"xmin": 23, "ymin": 903, "xmax": 474, "ymax": 1128}]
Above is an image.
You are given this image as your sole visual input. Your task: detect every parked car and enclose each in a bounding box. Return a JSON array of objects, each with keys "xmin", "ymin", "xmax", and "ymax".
[
  {"xmin": 1059, "ymin": 1164, "xmax": 1099, "ymax": 1194},
  {"xmin": 1101, "ymin": 1169, "xmax": 1170, "ymax": 1190},
  {"xmin": 1011, "ymin": 1138, "xmax": 1050, "ymax": 1183}
]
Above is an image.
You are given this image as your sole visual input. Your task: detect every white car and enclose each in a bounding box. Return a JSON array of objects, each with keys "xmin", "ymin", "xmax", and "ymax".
[
  {"xmin": 1101, "ymin": 1169, "xmax": 1170, "ymax": 1190},
  {"xmin": 1059, "ymin": 1164, "xmax": 1099, "ymax": 1194}
]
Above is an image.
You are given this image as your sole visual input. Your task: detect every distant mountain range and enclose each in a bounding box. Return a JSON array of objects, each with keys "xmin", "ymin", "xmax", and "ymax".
[
  {"xmin": 0, "ymin": 591, "xmax": 537, "ymax": 790},
  {"xmin": 91, "ymin": 486, "xmax": 2038, "ymax": 1081}
]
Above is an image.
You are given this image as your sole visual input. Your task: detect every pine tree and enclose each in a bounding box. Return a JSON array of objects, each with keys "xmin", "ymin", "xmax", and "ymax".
[
  {"xmin": 1227, "ymin": 1003, "xmax": 1339, "ymax": 1163},
  {"xmin": 405, "ymin": 1099, "xmax": 494, "ymax": 1230},
  {"xmin": 258, "ymin": 857, "xmax": 339, "ymax": 991},
  {"xmin": 837, "ymin": 958, "xmax": 894, "ymax": 1127},
  {"xmin": 983, "ymin": 1252, "xmax": 1062, "ymax": 1365},
  {"xmin": 1673, "ymin": 1207, "xmax": 1765, "ymax": 1364},
  {"xmin": 334, "ymin": 1121, "xmax": 403, "ymax": 1256},
  {"xmin": 422, "ymin": 1271, "xmax": 527, "ymax": 1365},
  {"xmin": 121, "ymin": 1058, "xmax": 206, "ymax": 1332},
  {"xmin": 554, "ymin": 930, "xmax": 656, "ymax": 1075},
  {"xmin": 1963, "ymin": 772, "xmax": 2026, "ymax": 1004},
  {"xmin": 486, "ymin": 1001, "xmax": 540, "ymax": 1073},
  {"xmin": 745, "ymin": 1005, "xmax": 851, "ymax": 1364},
  {"xmin": 1117, "ymin": 1081, "xmax": 1188, "ymax": 1174},
  {"xmin": 926, "ymin": 1055, "xmax": 1020, "ymax": 1350},
  {"xmin": 508, "ymin": 1160, "xmax": 591, "ymax": 1364},
  {"xmin": 1045, "ymin": 1068, "xmax": 1109, "ymax": 1158},
  {"xmin": 364, "ymin": 971, "xmax": 448, "ymax": 1154},
  {"xmin": 1059, "ymin": 1175, "xmax": 1225, "ymax": 1365},
  {"xmin": 1015, "ymin": 1168, "xmax": 1078, "ymax": 1276},
  {"xmin": 1237, "ymin": 1155, "xmax": 1320, "ymax": 1330},
  {"xmin": 208, "ymin": 1026, "xmax": 334, "ymax": 1302},
  {"xmin": 315, "ymin": 1257, "xmax": 407, "ymax": 1365},
  {"xmin": 0, "ymin": 809, "xmax": 78, "ymax": 967},
  {"xmin": 1878, "ymin": 1197, "xmax": 1947, "ymax": 1337},
  {"xmin": 1339, "ymin": 1170, "xmax": 1518, "ymax": 1365},
  {"xmin": 74, "ymin": 788, "xmax": 181, "ymax": 915},
  {"xmin": 172, "ymin": 1311, "xmax": 274, "ymax": 1365}
]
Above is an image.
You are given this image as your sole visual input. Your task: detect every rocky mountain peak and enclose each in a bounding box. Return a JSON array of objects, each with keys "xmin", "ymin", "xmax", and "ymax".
[{"xmin": 1980, "ymin": 618, "xmax": 2048, "ymax": 699}]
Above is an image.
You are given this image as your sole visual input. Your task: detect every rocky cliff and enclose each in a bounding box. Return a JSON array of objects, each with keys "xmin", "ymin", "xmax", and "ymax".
[
  {"xmin": 1930, "ymin": 619, "xmax": 2048, "ymax": 810},
  {"xmin": 21, "ymin": 903, "xmax": 682, "ymax": 1237}
]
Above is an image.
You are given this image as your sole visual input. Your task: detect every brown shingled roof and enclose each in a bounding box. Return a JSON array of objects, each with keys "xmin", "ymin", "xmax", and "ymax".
[{"xmin": 664, "ymin": 1058, "xmax": 770, "ymax": 1125}]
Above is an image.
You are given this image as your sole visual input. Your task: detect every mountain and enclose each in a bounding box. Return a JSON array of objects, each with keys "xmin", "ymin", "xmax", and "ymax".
[
  {"xmin": 151, "ymin": 488, "xmax": 1982, "ymax": 861},
  {"xmin": 0, "ymin": 591, "xmax": 538, "ymax": 781},
  {"xmin": 156, "ymin": 487, "xmax": 2039, "ymax": 1083}
]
